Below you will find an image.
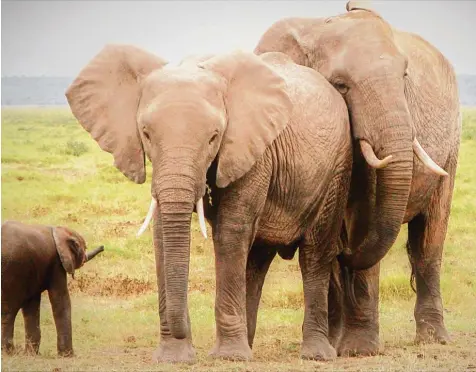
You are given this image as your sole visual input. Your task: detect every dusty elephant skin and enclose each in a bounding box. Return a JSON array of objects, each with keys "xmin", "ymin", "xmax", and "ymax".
[
  {"xmin": 1, "ymin": 221, "xmax": 104, "ymax": 357},
  {"xmin": 255, "ymin": 0, "xmax": 461, "ymax": 357},
  {"xmin": 65, "ymin": 47, "xmax": 353, "ymax": 362}
]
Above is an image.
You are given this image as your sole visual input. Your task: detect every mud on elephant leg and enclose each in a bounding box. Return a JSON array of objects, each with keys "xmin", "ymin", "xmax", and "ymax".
[
  {"xmin": 23, "ymin": 294, "xmax": 41, "ymax": 355},
  {"xmin": 337, "ymin": 264, "xmax": 380, "ymax": 357},
  {"xmin": 152, "ymin": 216, "xmax": 195, "ymax": 364},
  {"xmin": 246, "ymin": 243, "xmax": 277, "ymax": 348}
]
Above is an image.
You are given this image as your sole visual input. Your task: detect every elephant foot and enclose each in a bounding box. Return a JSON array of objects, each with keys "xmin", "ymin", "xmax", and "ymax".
[
  {"xmin": 301, "ymin": 338, "xmax": 337, "ymax": 361},
  {"xmin": 57, "ymin": 349, "xmax": 74, "ymax": 358},
  {"xmin": 415, "ymin": 320, "xmax": 450, "ymax": 345},
  {"xmin": 153, "ymin": 338, "xmax": 196, "ymax": 364},
  {"xmin": 337, "ymin": 327, "xmax": 379, "ymax": 357},
  {"xmin": 209, "ymin": 337, "xmax": 252, "ymax": 361}
]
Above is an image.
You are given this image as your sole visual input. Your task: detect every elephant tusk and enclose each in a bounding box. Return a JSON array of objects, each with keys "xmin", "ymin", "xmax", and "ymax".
[
  {"xmin": 196, "ymin": 197, "xmax": 208, "ymax": 239},
  {"xmin": 359, "ymin": 140, "xmax": 393, "ymax": 169},
  {"xmin": 412, "ymin": 138, "xmax": 448, "ymax": 177},
  {"xmin": 137, "ymin": 198, "xmax": 158, "ymax": 237}
]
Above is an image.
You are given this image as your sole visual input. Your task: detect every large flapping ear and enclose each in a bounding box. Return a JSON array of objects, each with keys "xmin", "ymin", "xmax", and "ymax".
[
  {"xmin": 65, "ymin": 45, "xmax": 168, "ymax": 184},
  {"xmin": 199, "ymin": 51, "xmax": 292, "ymax": 188},
  {"xmin": 52, "ymin": 227, "xmax": 85, "ymax": 277}
]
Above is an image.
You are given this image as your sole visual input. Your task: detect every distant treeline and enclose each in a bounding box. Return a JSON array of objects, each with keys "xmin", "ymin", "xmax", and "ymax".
[{"xmin": 2, "ymin": 75, "xmax": 476, "ymax": 107}]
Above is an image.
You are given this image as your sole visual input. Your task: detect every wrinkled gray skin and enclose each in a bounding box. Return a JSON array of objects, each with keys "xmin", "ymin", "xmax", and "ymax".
[
  {"xmin": 1, "ymin": 221, "xmax": 104, "ymax": 356},
  {"xmin": 66, "ymin": 48, "xmax": 352, "ymax": 362},
  {"xmin": 255, "ymin": 2, "xmax": 461, "ymax": 356}
]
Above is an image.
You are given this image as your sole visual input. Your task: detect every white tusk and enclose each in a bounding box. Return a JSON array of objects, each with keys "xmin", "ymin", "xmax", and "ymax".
[
  {"xmin": 196, "ymin": 198, "xmax": 207, "ymax": 239},
  {"xmin": 137, "ymin": 198, "xmax": 158, "ymax": 237},
  {"xmin": 412, "ymin": 138, "xmax": 448, "ymax": 177},
  {"xmin": 359, "ymin": 140, "xmax": 393, "ymax": 169}
]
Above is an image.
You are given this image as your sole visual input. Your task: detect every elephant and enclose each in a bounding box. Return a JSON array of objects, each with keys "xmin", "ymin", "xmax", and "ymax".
[
  {"xmin": 1, "ymin": 221, "xmax": 104, "ymax": 356},
  {"xmin": 254, "ymin": 0, "xmax": 461, "ymax": 356},
  {"xmin": 65, "ymin": 46, "xmax": 353, "ymax": 362}
]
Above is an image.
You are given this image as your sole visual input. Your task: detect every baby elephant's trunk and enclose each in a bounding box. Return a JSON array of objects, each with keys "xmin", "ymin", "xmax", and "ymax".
[{"xmin": 85, "ymin": 245, "xmax": 104, "ymax": 262}]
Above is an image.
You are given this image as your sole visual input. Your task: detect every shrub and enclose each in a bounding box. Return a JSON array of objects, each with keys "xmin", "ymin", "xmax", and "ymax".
[{"xmin": 65, "ymin": 140, "xmax": 88, "ymax": 157}]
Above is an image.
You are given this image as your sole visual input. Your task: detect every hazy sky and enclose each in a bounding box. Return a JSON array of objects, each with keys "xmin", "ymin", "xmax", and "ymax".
[{"xmin": 2, "ymin": 1, "xmax": 476, "ymax": 77}]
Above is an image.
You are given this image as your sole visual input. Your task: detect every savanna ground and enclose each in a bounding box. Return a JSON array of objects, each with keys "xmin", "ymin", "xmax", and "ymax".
[{"xmin": 1, "ymin": 107, "xmax": 475, "ymax": 371}]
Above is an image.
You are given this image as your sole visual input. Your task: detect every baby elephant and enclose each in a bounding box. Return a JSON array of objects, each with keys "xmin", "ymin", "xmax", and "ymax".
[{"xmin": 1, "ymin": 221, "xmax": 104, "ymax": 356}]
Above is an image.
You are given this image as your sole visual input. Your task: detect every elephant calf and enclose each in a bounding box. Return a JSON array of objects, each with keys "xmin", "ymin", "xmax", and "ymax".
[{"xmin": 1, "ymin": 221, "xmax": 104, "ymax": 356}]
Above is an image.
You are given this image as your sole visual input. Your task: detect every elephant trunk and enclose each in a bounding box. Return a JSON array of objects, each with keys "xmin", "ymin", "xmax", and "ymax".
[
  {"xmin": 340, "ymin": 78, "xmax": 413, "ymax": 270},
  {"xmin": 85, "ymin": 245, "xmax": 104, "ymax": 262},
  {"xmin": 156, "ymin": 179, "xmax": 196, "ymax": 340}
]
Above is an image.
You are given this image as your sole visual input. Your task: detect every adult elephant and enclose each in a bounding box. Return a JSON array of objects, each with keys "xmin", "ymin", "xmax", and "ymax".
[
  {"xmin": 255, "ymin": 0, "xmax": 461, "ymax": 356},
  {"xmin": 66, "ymin": 46, "xmax": 352, "ymax": 362}
]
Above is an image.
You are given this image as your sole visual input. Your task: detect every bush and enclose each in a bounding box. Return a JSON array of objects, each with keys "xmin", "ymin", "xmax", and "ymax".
[{"xmin": 65, "ymin": 140, "xmax": 88, "ymax": 157}]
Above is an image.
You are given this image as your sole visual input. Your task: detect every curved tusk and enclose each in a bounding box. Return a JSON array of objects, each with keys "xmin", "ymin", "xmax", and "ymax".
[
  {"xmin": 359, "ymin": 140, "xmax": 393, "ymax": 169},
  {"xmin": 412, "ymin": 138, "xmax": 448, "ymax": 177},
  {"xmin": 137, "ymin": 198, "xmax": 158, "ymax": 237},
  {"xmin": 196, "ymin": 198, "xmax": 208, "ymax": 239}
]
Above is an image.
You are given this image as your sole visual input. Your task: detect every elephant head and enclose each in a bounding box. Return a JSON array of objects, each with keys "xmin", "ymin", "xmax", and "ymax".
[
  {"xmin": 255, "ymin": 1, "xmax": 448, "ymax": 271},
  {"xmin": 65, "ymin": 46, "xmax": 292, "ymax": 339},
  {"xmin": 52, "ymin": 226, "xmax": 103, "ymax": 277}
]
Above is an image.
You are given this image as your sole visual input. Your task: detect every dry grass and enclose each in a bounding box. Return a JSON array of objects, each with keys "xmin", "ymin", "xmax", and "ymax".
[{"xmin": 1, "ymin": 107, "xmax": 476, "ymax": 371}]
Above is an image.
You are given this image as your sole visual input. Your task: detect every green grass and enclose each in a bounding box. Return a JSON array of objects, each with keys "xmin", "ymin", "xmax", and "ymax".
[{"xmin": 1, "ymin": 107, "xmax": 476, "ymax": 371}]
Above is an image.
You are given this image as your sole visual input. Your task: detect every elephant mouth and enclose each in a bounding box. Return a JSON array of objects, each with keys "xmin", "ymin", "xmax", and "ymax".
[{"xmin": 136, "ymin": 197, "xmax": 208, "ymax": 239}]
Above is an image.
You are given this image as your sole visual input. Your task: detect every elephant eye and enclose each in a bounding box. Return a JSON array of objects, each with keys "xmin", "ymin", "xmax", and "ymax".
[
  {"xmin": 209, "ymin": 132, "xmax": 218, "ymax": 145},
  {"xmin": 143, "ymin": 129, "xmax": 151, "ymax": 141},
  {"xmin": 334, "ymin": 82, "xmax": 348, "ymax": 95}
]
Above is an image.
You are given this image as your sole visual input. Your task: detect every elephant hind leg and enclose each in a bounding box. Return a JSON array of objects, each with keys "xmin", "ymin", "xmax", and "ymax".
[
  {"xmin": 407, "ymin": 152, "xmax": 457, "ymax": 345},
  {"xmin": 1, "ymin": 306, "xmax": 19, "ymax": 354},
  {"xmin": 23, "ymin": 294, "xmax": 41, "ymax": 355},
  {"xmin": 245, "ymin": 242, "xmax": 276, "ymax": 349}
]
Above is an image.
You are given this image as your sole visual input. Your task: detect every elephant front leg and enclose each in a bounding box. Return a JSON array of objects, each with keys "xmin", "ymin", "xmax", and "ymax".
[
  {"xmin": 48, "ymin": 272, "xmax": 73, "ymax": 357},
  {"xmin": 1, "ymin": 305, "xmax": 19, "ymax": 354},
  {"xmin": 23, "ymin": 294, "xmax": 41, "ymax": 355},
  {"xmin": 337, "ymin": 264, "xmax": 380, "ymax": 356},
  {"xmin": 407, "ymin": 154, "xmax": 456, "ymax": 345},
  {"xmin": 299, "ymin": 240, "xmax": 337, "ymax": 361},
  {"xmin": 209, "ymin": 222, "xmax": 254, "ymax": 361},
  {"xmin": 152, "ymin": 216, "xmax": 195, "ymax": 364},
  {"xmin": 246, "ymin": 243, "xmax": 276, "ymax": 348}
]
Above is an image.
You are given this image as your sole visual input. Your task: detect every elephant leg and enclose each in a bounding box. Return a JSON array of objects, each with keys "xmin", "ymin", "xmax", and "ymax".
[
  {"xmin": 299, "ymin": 236, "xmax": 337, "ymax": 361},
  {"xmin": 23, "ymin": 294, "xmax": 41, "ymax": 355},
  {"xmin": 246, "ymin": 243, "xmax": 276, "ymax": 348},
  {"xmin": 209, "ymin": 218, "xmax": 255, "ymax": 361},
  {"xmin": 48, "ymin": 271, "xmax": 73, "ymax": 357},
  {"xmin": 407, "ymin": 155, "xmax": 456, "ymax": 345},
  {"xmin": 152, "ymin": 213, "xmax": 195, "ymax": 364},
  {"xmin": 1, "ymin": 306, "xmax": 19, "ymax": 354},
  {"xmin": 327, "ymin": 259, "xmax": 343, "ymax": 348},
  {"xmin": 337, "ymin": 264, "xmax": 380, "ymax": 356}
]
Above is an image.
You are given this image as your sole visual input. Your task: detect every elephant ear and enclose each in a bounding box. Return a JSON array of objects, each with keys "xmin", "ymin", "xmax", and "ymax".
[
  {"xmin": 65, "ymin": 44, "xmax": 168, "ymax": 184},
  {"xmin": 199, "ymin": 51, "xmax": 292, "ymax": 188},
  {"xmin": 52, "ymin": 227, "xmax": 85, "ymax": 277}
]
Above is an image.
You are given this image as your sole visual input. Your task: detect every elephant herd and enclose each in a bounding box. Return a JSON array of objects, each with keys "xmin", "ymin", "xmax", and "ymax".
[{"xmin": 1, "ymin": 1, "xmax": 461, "ymax": 364}]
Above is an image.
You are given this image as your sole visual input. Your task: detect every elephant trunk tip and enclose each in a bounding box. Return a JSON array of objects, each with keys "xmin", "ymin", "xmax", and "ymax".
[{"xmin": 85, "ymin": 245, "xmax": 105, "ymax": 262}]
